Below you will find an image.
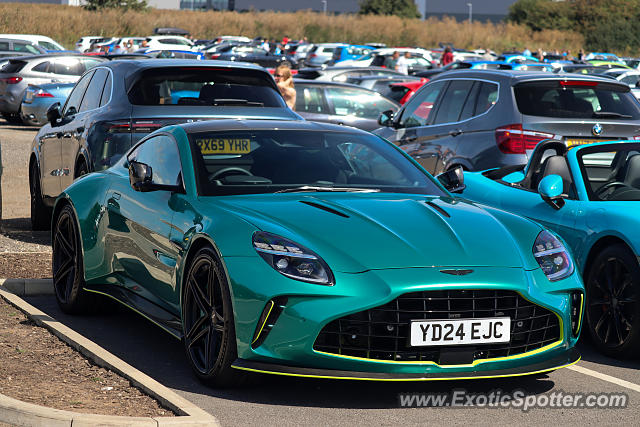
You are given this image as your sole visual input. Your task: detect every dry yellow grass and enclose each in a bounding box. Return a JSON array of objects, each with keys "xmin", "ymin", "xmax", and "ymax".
[{"xmin": 0, "ymin": 3, "xmax": 584, "ymax": 52}]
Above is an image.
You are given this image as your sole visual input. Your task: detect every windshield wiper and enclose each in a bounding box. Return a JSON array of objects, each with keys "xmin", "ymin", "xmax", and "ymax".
[
  {"xmin": 211, "ymin": 98, "xmax": 264, "ymax": 106},
  {"xmin": 592, "ymin": 111, "xmax": 632, "ymax": 119},
  {"xmin": 275, "ymin": 186, "xmax": 380, "ymax": 194}
]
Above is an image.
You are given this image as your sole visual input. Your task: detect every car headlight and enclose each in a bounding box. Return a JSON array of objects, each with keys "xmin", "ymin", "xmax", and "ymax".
[
  {"xmin": 533, "ymin": 230, "xmax": 574, "ymax": 281},
  {"xmin": 252, "ymin": 232, "xmax": 335, "ymax": 285}
]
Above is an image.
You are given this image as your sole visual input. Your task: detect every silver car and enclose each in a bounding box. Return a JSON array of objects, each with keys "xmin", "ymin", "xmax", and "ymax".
[
  {"xmin": 0, "ymin": 54, "xmax": 105, "ymax": 123},
  {"xmin": 303, "ymin": 43, "xmax": 345, "ymax": 67},
  {"xmin": 374, "ymin": 70, "xmax": 640, "ymax": 175}
]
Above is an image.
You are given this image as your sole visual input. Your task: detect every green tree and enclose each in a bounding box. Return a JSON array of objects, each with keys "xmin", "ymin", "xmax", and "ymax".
[
  {"xmin": 507, "ymin": 0, "xmax": 574, "ymax": 32},
  {"xmin": 84, "ymin": 0, "xmax": 148, "ymax": 11},
  {"xmin": 359, "ymin": 0, "xmax": 421, "ymax": 19}
]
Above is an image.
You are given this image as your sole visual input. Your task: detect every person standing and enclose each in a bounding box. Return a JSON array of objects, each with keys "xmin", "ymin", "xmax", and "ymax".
[
  {"xmin": 274, "ymin": 63, "xmax": 296, "ymax": 110},
  {"xmin": 440, "ymin": 46, "xmax": 454, "ymax": 66},
  {"xmin": 384, "ymin": 51, "xmax": 400, "ymax": 69},
  {"xmin": 396, "ymin": 51, "xmax": 411, "ymax": 75},
  {"xmin": 523, "ymin": 46, "xmax": 532, "ymax": 57}
]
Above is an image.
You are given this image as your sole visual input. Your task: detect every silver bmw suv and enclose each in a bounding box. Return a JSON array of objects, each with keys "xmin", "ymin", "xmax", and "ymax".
[{"xmin": 374, "ymin": 70, "xmax": 640, "ymax": 175}]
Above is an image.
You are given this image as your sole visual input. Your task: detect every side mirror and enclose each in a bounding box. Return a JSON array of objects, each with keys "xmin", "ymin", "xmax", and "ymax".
[
  {"xmin": 129, "ymin": 160, "xmax": 184, "ymax": 193},
  {"xmin": 129, "ymin": 161, "xmax": 153, "ymax": 192},
  {"xmin": 46, "ymin": 102, "xmax": 61, "ymax": 126},
  {"xmin": 538, "ymin": 174, "xmax": 566, "ymax": 210},
  {"xmin": 378, "ymin": 109, "xmax": 395, "ymax": 127},
  {"xmin": 436, "ymin": 166, "xmax": 465, "ymax": 193}
]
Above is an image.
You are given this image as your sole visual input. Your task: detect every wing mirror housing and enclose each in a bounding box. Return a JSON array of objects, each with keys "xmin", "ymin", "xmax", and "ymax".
[
  {"xmin": 538, "ymin": 174, "xmax": 566, "ymax": 210},
  {"xmin": 129, "ymin": 161, "xmax": 183, "ymax": 193},
  {"xmin": 378, "ymin": 109, "xmax": 395, "ymax": 127},
  {"xmin": 46, "ymin": 102, "xmax": 61, "ymax": 126},
  {"xmin": 436, "ymin": 166, "xmax": 465, "ymax": 193}
]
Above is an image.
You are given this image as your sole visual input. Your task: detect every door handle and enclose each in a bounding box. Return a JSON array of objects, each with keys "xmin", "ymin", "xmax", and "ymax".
[{"xmin": 449, "ymin": 129, "xmax": 463, "ymax": 137}]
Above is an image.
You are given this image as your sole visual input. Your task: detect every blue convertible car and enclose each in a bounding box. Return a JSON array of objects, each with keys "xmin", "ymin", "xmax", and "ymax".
[{"xmin": 463, "ymin": 140, "xmax": 640, "ymax": 358}]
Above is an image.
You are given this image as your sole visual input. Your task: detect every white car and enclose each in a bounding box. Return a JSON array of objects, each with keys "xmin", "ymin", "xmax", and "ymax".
[
  {"xmin": 338, "ymin": 48, "xmax": 433, "ymax": 67},
  {"xmin": 144, "ymin": 36, "xmax": 195, "ymax": 51},
  {"xmin": 602, "ymin": 68, "xmax": 640, "ymax": 99},
  {"xmin": 0, "ymin": 34, "xmax": 64, "ymax": 51},
  {"xmin": 75, "ymin": 36, "xmax": 112, "ymax": 52}
]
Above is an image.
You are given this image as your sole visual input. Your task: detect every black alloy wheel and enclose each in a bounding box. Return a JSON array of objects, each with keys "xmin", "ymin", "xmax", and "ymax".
[
  {"xmin": 586, "ymin": 244, "xmax": 640, "ymax": 358},
  {"xmin": 30, "ymin": 164, "xmax": 50, "ymax": 231},
  {"xmin": 182, "ymin": 246, "xmax": 243, "ymax": 387},
  {"xmin": 52, "ymin": 205, "xmax": 93, "ymax": 313}
]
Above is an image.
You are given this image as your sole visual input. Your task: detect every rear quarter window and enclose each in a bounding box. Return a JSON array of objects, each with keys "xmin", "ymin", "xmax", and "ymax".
[
  {"xmin": 3, "ymin": 60, "xmax": 27, "ymax": 73},
  {"xmin": 514, "ymin": 81, "xmax": 640, "ymax": 119}
]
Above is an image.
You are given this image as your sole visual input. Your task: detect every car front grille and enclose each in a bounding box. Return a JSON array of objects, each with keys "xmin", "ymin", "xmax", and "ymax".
[{"xmin": 313, "ymin": 289, "xmax": 561, "ymax": 364}]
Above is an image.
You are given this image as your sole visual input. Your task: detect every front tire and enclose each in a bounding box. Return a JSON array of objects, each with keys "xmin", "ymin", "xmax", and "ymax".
[
  {"xmin": 182, "ymin": 246, "xmax": 244, "ymax": 387},
  {"xmin": 52, "ymin": 205, "xmax": 93, "ymax": 314},
  {"xmin": 586, "ymin": 244, "xmax": 640, "ymax": 358},
  {"xmin": 30, "ymin": 164, "xmax": 51, "ymax": 231}
]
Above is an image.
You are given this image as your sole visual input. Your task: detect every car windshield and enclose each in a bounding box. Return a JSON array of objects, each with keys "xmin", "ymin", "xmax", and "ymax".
[
  {"xmin": 188, "ymin": 129, "xmax": 445, "ymax": 197},
  {"xmin": 514, "ymin": 80, "xmax": 640, "ymax": 119},
  {"xmin": 127, "ymin": 67, "xmax": 286, "ymax": 107},
  {"xmin": 580, "ymin": 144, "xmax": 640, "ymax": 201}
]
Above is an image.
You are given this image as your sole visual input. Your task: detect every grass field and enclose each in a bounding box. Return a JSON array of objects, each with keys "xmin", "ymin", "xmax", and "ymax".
[{"xmin": 0, "ymin": 3, "xmax": 584, "ymax": 52}]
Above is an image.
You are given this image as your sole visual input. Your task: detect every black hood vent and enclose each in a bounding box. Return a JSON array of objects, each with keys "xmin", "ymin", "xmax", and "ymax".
[{"xmin": 300, "ymin": 200, "xmax": 349, "ymax": 218}]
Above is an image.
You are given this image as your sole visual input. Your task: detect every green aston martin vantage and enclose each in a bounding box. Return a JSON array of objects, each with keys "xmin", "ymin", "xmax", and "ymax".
[{"xmin": 51, "ymin": 119, "xmax": 583, "ymax": 386}]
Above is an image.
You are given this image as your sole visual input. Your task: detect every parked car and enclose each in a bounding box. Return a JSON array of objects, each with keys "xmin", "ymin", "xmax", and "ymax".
[
  {"xmin": 296, "ymin": 66, "xmax": 404, "ymax": 83},
  {"xmin": 145, "ymin": 50, "xmax": 205, "ymax": 60},
  {"xmin": 373, "ymin": 70, "xmax": 640, "ymax": 176},
  {"xmin": 0, "ymin": 34, "xmax": 65, "ymax": 51},
  {"xmin": 28, "ymin": 59, "xmax": 301, "ymax": 230},
  {"xmin": 0, "ymin": 54, "xmax": 106, "ymax": 123},
  {"xmin": 75, "ymin": 36, "xmax": 111, "ymax": 52},
  {"xmin": 0, "ymin": 38, "xmax": 46, "ymax": 56},
  {"xmin": 414, "ymin": 60, "xmax": 512, "ymax": 79},
  {"xmin": 327, "ymin": 44, "xmax": 374, "ymax": 65},
  {"xmin": 348, "ymin": 75, "xmax": 422, "ymax": 95},
  {"xmin": 339, "ymin": 48, "xmax": 434, "ymax": 68},
  {"xmin": 601, "ymin": 69, "xmax": 640, "ymax": 98},
  {"xmin": 290, "ymin": 43, "xmax": 313, "ymax": 62},
  {"xmin": 303, "ymin": 43, "xmax": 345, "ymax": 67},
  {"xmin": 144, "ymin": 36, "xmax": 195, "ymax": 52},
  {"xmin": 51, "ymin": 119, "xmax": 582, "ymax": 386},
  {"xmin": 386, "ymin": 79, "xmax": 428, "ymax": 104},
  {"xmin": 463, "ymin": 140, "xmax": 640, "ymax": 357},
  {"xmin": 294, "ymin": 80, "xmax": 399, "ymax": 131},
  {"xmin": 212, "ymin": 45, "xmax": 297, "ymax": 69},
  {"xmin": 20, "ymin": 82, "xmax": 74, "ymax": 126}
]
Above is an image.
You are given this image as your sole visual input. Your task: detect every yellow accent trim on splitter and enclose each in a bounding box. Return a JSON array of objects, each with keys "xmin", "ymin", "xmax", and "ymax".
[
  {"xmin": 252, "ymin": 300, "xmax": 275, "ymax": 345},
  {"xmin": 314, "ymin": 292, "xmax": 565, "ymax": 368},
  {"xmin": 83, "ymin": 288, "xmax": 182, "ymax": 340},
  {"xmin": 231, "ymin": 357, "xmax": 581, "ymax": 382}
]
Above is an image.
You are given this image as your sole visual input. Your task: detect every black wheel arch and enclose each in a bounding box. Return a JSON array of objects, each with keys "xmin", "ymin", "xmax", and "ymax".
[{"xmin": 583, "ymin": 235, "xmax": 637, "ymax": 277}]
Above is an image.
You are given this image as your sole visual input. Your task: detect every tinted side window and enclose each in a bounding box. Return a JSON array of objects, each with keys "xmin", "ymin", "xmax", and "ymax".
[
  {"xmin": 399, "ymin": 80, "xmax": 446, "ymax": 127},
  {"xmin": 62, "ymin": 71, "xmax": 93, "ymax": 116},
  {"xmin": 129, "ymin": 135, "xmax": 182, "ymax": 186},
  {"xmin": 81, "ymin": 58, "xmax": 104, "ymax": 72},
  {"xmin": 432, "ymin": 80, "xmax": 475, "ymax": 125},
  {"xmin": 31, "ymin": 61, "xmax": 50, "ymax": 73},
  {"xmin": 458, "ymin": 82, "xmax": 480, "ymax": 121},
  {"xmin": 475, "ymin": 82, "xmax": 499, "ymax": 115},
  {"xmin": 0, "ymin": 42, "xmax": 8, "ymax": 50},
  {"xmin": 99, "ymin": 71, "xmax": 112, "ymax": 107},
  {"xmin": 79, "ymin": 68, "xmax": 108, "ymax": 112},
  {"xmin": 295, "ymin": 86, "xmax": 326, "ymax": 113}
]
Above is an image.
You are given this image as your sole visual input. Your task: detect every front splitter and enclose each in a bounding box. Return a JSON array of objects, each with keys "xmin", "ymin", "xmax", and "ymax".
[{"xmin": 232, "ymin": 348, "xmax": 580, "ymax": 381}]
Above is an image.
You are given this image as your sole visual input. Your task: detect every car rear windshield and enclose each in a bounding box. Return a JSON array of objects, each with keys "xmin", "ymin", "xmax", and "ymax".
[
  {"xmin": 2, "ymin": 60, "xmax": 26, "ymax": 73},
  {"xmin": 188, "ymin": 129, "xmax": 445, "ymax": 197},
  {"xmin": 127, "ymin": 67, "xmax": 286, "ymax": 107},
  {"xmin": 514, "ymin": 80, "xmax": 640, "ymax": 119}
]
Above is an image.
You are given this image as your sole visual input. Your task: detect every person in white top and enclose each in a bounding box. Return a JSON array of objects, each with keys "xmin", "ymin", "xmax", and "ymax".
[{"xmin": 395, "ymin": 51, "xmax": 411, "ymax": 75}]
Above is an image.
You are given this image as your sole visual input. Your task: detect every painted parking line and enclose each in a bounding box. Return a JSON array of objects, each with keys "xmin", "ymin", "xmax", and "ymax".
[{"xmin": 568, "ymin": 364, "xmax": 640, "ymax": 393}]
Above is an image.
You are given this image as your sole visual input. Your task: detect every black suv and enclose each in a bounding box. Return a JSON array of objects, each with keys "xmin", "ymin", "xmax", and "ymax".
[
  {"xmin": 374, "ymin": 70, "xmax": 640, "ymax": 175},
  {"xmin": 29, "ymin": 59, "xmax": 300, "ymax": 229}
]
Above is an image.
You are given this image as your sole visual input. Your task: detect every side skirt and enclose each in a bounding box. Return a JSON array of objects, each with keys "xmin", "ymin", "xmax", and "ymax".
[{"xmin": 83, "ymin": 284, "xmax": 183, "ymax": 340}]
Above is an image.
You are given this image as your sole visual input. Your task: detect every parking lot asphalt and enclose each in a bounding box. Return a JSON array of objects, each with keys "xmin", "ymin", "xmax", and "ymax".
[
  {"xmin": 22, "ymin": 293, "xmax": 640, "ymax": 426},
  {"xmin": 3, "ymin": 122, "xmax": 640, "ymax": 426}
]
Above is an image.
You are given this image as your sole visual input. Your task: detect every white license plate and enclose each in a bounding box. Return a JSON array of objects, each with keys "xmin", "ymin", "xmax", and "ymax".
[{"xmin": 410, "ymin": 317, "xmax": 511, "ymax": 346}]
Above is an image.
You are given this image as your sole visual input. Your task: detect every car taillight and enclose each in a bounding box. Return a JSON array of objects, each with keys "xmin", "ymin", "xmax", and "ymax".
[
  {"xmin": 35, "ymin": 89, "xmax": 53, "ymax": 98},
  {"xmin": 632, "ymin": 135, "xmax": 640, "ymax": 141},
  {"xmin": 559, "ymin": 80, "xmax": 598, "ymax": 88},
  {"xmin": 309, "ymin": 53, "xmax": 317, "ymax": 58},
  {"xmin": 495, "ymin": 124, "xmax": 554, "ymax": 154},
  {"xmin": 210, "ymin": 54, "xmax": 221, "ymax": 59},
  {"xmin": 1, "ymin": 77, "xmax": 22, "ymax": 84}
]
